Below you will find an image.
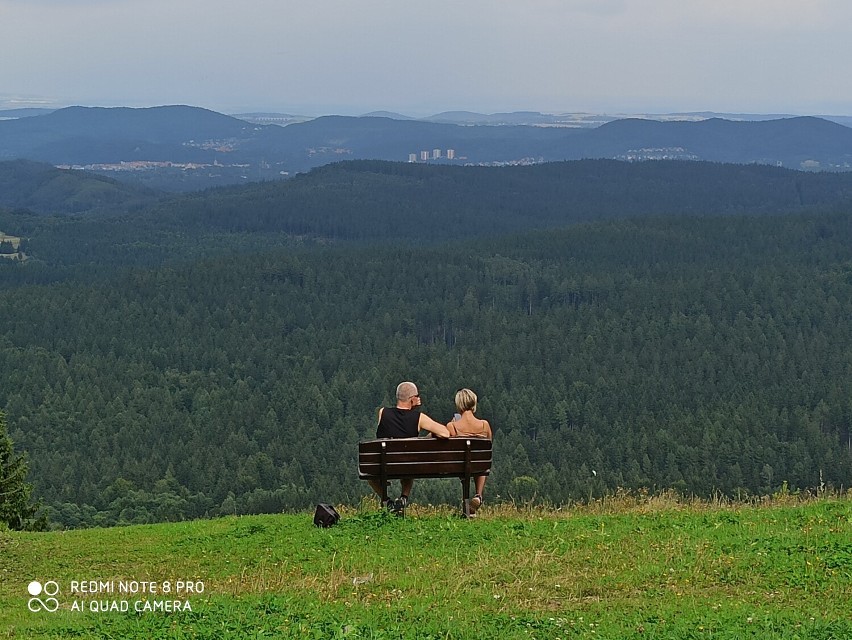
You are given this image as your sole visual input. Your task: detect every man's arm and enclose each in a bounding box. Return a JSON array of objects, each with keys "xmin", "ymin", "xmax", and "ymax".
[{"xmin": 418, "ymin": 413, "xmax": 450, "ymax": 438}]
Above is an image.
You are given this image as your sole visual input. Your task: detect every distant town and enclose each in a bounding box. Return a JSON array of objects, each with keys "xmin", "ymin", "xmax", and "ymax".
[
  {"xmin": 408, "ymin": 148, "xmax": 457, "ymax": 162},
  {"xmin": 407, "ymin": 148, "xmax": 542, "ymax": 166}
]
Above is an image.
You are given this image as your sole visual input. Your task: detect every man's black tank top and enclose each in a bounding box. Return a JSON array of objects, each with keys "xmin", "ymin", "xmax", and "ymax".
[{"xmin": 376, "ymin": 407, "xmax": 420, "ymax": 438}]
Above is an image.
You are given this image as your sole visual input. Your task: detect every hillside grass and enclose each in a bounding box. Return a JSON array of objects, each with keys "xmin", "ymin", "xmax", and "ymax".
[
  {"xmin": 0, "ymin": 233, "xmax": 20, "ymax": 247},
  {"xmin": 1, "ymin": 494, "xmax": 850, "ymax": 639}
]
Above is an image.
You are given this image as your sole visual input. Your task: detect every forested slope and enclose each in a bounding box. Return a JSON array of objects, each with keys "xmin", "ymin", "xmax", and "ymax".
[
  {"xmin": 2, "ymin": 207, "xmax": 851, "ymax": 527},
  {"xmin": 139, "ymin": 159, "xmax": 852, "ymax": 237},
  {"xmin": 4, "ymin": 159, "xmax": 852, "ymax": 275},
  {"xmin": 0, "ymin": 159, "xmax": 161, "ymax": 215}
]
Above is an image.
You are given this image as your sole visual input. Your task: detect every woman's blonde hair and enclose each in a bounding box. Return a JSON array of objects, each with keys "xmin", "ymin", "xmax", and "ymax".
[{"xmin": 454, "ymin": 388, "xmax": 477, "ymax": 413}]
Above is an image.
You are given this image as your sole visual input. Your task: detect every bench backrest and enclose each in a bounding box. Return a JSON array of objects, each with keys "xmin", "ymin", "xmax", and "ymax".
[{"xmin": 358, "ymin": 437, "xmax": 492, "ymax": 480}]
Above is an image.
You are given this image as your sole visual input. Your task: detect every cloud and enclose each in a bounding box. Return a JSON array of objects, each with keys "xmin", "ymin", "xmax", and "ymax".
[
  {"xmin": 1, "ymin": 0, "xmax": 851, "ymax": 114},
  {"xmin": 622, "ymin": 0, "xmax": 852, "ymax": 31},
  {"xmin": 0, "ymin": 0, "xmax": 131, "ymax": 4}
]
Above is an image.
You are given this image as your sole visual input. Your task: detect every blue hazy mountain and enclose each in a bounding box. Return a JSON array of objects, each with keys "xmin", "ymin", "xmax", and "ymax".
[
  {"xmin": 1, "ymin": 106, "xmax": 850, "ymax": 190},
  {"xmin": 572, "ymin": 116, "xmax": 852, "ymax": 167},
  {"xmin": 0, "ymin": 105, "xmax": 264, "ymax": 165},
  {"xmin": 360, "ymin": 111, "xmax": 416, "ymax": 120},
  {"xmin": 0, "ymin": 108, "xmax": 56, "ymax": 120}
]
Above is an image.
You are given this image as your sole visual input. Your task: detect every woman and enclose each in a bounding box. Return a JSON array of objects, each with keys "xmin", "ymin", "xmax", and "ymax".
[{"xmin": 447, "ymin": 388, "xmax": 492, "ymax": 516}]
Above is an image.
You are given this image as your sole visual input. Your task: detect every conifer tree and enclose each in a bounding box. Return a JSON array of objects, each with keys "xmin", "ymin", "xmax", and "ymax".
[{"xmin": 0, "ymin": 411, "xmax": 44, "ymax": 530}]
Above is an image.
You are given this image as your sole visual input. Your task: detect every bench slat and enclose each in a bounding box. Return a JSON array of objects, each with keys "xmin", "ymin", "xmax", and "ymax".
[
  {"xmin": 359, "ymin": 437, "xmax": 490, "ymax": 452},
  {"xmin": 359, "ymin": 451, "xmax": 492, "ymax": 464},
  {"xmin": 359, "ymin": 461, "xmax": 491, "ymax": 479}
]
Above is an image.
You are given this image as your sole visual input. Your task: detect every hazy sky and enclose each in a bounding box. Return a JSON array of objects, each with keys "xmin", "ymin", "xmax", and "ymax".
[{"xmin": 2, "ymin": 0, "xmax": 851, "ymax": 116}]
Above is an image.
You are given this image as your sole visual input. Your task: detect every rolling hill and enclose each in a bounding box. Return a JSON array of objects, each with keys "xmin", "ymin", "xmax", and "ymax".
[
  {"xmin": 582, "ymin": 116, "xmax": 852, "ymax": 167},
  {"xmin": 1, "ymin": 106, "xmax": 851, "ymax": 192},
  {"xmin": 5, "ymin": 159, "xmax": 852, "ymax": 271},
  {"xmin": 0, "ymin": 159, "xmax": 161, "ymax": 215},
  {"xmin": 0, "ymin": 105, "xmax": 267, "ymax": 165},
  {"xmin": 136, "ymin": 159, "xmax": 852, "ymax": 239}
]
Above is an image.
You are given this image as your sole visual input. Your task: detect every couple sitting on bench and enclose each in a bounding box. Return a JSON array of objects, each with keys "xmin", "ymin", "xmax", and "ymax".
[{"xmin": 369, "ymin": 381, "xmax": 493, "ymax": 516}]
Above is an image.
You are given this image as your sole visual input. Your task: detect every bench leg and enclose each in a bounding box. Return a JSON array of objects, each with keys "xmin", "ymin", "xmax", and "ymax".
[
  {"xmin": 381, "ymin": 480, "xmax": 392, "ymax": 509},
  {"xmin": 461, "ymin": 476, "xmax": 471, "ymax": 518}
]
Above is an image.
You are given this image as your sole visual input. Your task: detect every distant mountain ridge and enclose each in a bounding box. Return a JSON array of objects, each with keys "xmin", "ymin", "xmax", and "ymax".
[
  {"xmin": 0, "ymin": 108, "xmax": 56, "ymax": 119},
  {"xmin": 360, "ymin": 111, "xmax": 415, "ymax": 120},
  {"xmin": 39, "ymin": 105, "xmax": 251, "ymax": 141},
  {"xmin": 0, "ymin": 105, "xmax": 266, "ymax": 166},
  {"xmin": 358, "ymin": 109, "xmax": 852, "ymax": 129},
  {"xmin": 583, "ymin": 116, "xmax": 852, "ymax": 166},
  {"xmin": 1, "ymin": 105, "xmax": 851, "ymax": 190},
  {"xmin": 5, "ymin": 105, "xmax": 852, "ymax": 128}
]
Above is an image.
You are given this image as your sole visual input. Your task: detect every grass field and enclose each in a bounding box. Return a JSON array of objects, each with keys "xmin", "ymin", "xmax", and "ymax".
[
  {"xmin": 0, "ymin": 232, "xmax": 21, "ymax": 260},
  {"xmin": 1, "ymin": 493, "xmax": 850, "ymax": 639},
  {"xmin": 0, "ymin": 233, "xmax": 20, "ymax": 249}
]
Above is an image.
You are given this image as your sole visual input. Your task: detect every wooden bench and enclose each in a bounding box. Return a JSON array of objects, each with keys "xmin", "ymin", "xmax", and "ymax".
[{"xmin": 358, "ymin": 437, "xmax": 492, "ymax": 517}]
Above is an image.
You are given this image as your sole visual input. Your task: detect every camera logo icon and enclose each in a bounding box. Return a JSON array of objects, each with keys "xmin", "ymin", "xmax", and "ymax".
[{"xmin": 27, "ymin": 581, "xmax": 60, "ymax": 613}]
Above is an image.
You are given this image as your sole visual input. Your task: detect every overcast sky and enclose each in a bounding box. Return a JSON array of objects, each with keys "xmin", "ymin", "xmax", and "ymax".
[{"xmin": 1, "ymin": 0, "xmax": 850, "ymax": 116}]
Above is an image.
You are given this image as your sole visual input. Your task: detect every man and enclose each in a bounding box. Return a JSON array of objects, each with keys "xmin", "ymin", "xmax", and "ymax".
[{"xmin": 370, "ymin": 381, "xmax": 450, "ymax": 514}]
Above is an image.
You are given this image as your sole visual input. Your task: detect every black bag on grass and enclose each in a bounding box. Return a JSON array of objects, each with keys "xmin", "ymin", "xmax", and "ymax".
[{"xmin": 313, "ymin": 503, "xmax": 340, "ymax": 528}]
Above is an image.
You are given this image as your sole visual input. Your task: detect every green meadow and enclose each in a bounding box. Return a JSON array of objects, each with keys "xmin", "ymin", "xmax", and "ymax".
[{"xmin": 2, "ymin": 495, "xmax": 850, "ymax": 639}]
